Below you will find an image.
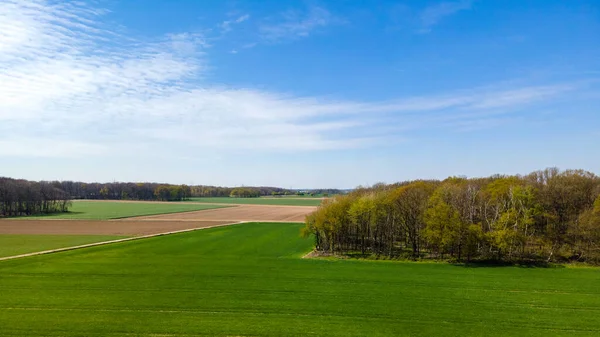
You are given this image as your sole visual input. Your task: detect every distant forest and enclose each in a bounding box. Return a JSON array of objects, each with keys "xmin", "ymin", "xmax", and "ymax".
[
  {"xmin": 0, "ymin": 178, "xmax": 71, "ymax": 217},
  {"xmin": 0, "ymin": 177, "xmax": 340, "ymax": 217},
  {"xmin": 304, "ymin": 168, "xmax": 600, "ymax": 265}
]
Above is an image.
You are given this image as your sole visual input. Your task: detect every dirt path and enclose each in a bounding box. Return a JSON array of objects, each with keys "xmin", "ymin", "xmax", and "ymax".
[
  {"xmin": 0, "ymin": 220, "xmax": 234, "ymax": 235},
  {"xmin": 0, "ymin": 221, "xmax": 241, "ymax": 262}
]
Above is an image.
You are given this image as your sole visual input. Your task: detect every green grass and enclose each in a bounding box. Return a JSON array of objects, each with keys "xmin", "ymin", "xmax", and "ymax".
[
  {"xmin": 1, "ymin": 223, "xmax": 600, "ymax": 336},
  {"xmin": 20, "ymin": 200, "xmax": 228, "ymax": 220},
  {"xmin": 263, "ymin": 194, "xmax": 334, "ymax": 198},
  {"xmin": 0, "ymin": 235, "xmax": 127, "ymax": 258},
  {"xmin": 189, "ymin": 196, "xmax": 322, "ymax": 206}
]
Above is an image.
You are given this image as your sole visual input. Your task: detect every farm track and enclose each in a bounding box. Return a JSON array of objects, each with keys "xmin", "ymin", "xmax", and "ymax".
[
  {"xmin": 0, "ymin": 221, "xmax": 241, "ymax": 262},
  {"xmin": 0, "ymin": 220, "xmax": 234, "ymax": 235}
]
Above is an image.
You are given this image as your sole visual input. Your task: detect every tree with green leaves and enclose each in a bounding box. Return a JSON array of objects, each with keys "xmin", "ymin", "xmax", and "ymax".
[{"xmin": 304, "ymin": 168, "xmax": 600, "ymax": 264}]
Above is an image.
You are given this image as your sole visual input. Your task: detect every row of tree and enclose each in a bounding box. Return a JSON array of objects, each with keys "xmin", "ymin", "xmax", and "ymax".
[
  {"xmin": 53, "ymin": 181, "xmax": 192, "ymax": 201},
  {"xmin": 191, "ymin": 185, "xmax": 293, "ymax": 197},
  {"xmin": 0, "ymin": 178, "xmax": 71, "ymax": 217},
  {"xmin": 300, "ymin": 189, "xmax": 344, "ymax": 196},
  {"xmin": 1, "ymin": 178, "xmax": 314, "ymax": 214},
  {"xmin": 304, "ymin": 168, "xmax": 600, "ymax": 264},
  {"xmin": 229, "ymin": 188, "xmax": 261, "ymax": 198},
  {"xmin": 153, "ymin": 185, "xmax": 192, "ymax": 201}
]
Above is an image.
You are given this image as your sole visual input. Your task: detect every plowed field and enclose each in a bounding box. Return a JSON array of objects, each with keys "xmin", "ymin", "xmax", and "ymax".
[{"xmin": 125, "ymin": 204, "xmax": 316, "ymax": 222}]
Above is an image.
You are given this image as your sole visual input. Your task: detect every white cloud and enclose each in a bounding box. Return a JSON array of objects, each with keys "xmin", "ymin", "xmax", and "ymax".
[
  {"xmin": 236, "ymin": 14, "xmax": 250, "ymax": 23},
  {"xmin": 259, "ymin": 7, "xmax": 340, "ymax": 43},
  {"xmin": 419, "ymin": 0, "xmax": 473, "ymax": 33},
  {"xmin": 0, "ymin": 0, "xmax": 588, "ymax": 161},
  {"xmin": 219, "ymin": 14, "xmax": 250, "ymax": 33}
]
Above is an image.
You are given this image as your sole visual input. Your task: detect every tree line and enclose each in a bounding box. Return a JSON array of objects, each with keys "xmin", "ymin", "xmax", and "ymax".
[
  {"xmin": 191, "ymin": 185, "xmax": 293, "ymax": 197},
  {"xmin": 0, "ymin": 177, "xmax": 71, "ymax": 217},
  {"xmin": 54, "ymin": 181, "xmax": 192, "ymax": 201},
  {"xmin": 300, "ymin": 189, "xmax": 344, "ymax": 196},
  {"xmin": 229, "ymin": 188, "xmax": 261, "ymax": 198},
  {"xmin": 304, "ymin": 168, "xmax": 600, "ymax": 264},
  {"xmin": 1, "ymin": 178, "xmax": 315, "ymax": 217},
  {"xmin": 57, "ymin": 181, "xmax": 293, "ymax": 200}
]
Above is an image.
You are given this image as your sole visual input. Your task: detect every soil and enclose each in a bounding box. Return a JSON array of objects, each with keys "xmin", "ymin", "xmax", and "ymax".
[
  {"xmin": 0, "ymin": 204, "xmax": 315, "ymax": 236},
  {"xmin": 124, "ymin": 205, "xmax": 316, "ymax": 222},
  {"xmin": 0, "ymin": 220, "xmax": 235, "ymax": 236}
]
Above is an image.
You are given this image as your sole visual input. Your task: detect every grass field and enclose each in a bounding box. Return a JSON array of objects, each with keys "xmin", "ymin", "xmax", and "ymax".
[
  {"xmin": 262, "ymin": 194, "xmax": 333, "ymax": 198},
  {"xmin": 19, "ymin": 201, "xmax": 228, "ymax": 220},
  {"xmin": 0, "ymin": 235, "xmax": 127, "ymax": 258},
  {"xmin": 1, "ymin": 223, "xmax": 599, "ymax": 336},
  {"xmin": 189, "ymin": 197, "xmax": 323, "ymax": 206}
]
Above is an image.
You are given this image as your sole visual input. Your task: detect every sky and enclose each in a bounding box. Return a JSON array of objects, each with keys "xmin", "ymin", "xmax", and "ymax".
[{"xmin": 0, "ymin": 0, "xmax": 599, "ymax": 188}]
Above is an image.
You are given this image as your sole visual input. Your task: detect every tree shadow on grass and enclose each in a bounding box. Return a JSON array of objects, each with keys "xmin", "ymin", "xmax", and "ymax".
[
  {"xmin": 4, "ymin": 211, "xmax": 86, "ymax": 219},
  {"xmin": 452, "ymin": 259, "xmax": 566, "ymax": 269},
  {"xmin": 308, "ymin": 250, "xmax": 571, "ymax": 268},
  {"xmin": 39, "ymin": 211, "xmax": 86, "ymax": 218},
  {"xmin": 344, "ymin": 252, "xmax": 372, "ymax": 259}
]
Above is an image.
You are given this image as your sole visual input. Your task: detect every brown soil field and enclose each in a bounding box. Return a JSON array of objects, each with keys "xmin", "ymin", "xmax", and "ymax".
[
  {"xmin": 126, "ymin": 205, "xmax": 316, "ymax": 222},
  {"xmin": 0, "ymin": 220, "xmax": 234, "ymax": 236},
  {"xmin": 0, "ymin": 205, "xmax": 315, "ymax": 236},
  {"xmin": 70, "ymin": 199, "xmax": 319, "ymax": 207}
]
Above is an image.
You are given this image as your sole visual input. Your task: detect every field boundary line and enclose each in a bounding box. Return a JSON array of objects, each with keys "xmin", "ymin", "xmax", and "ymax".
[
  {"xmin": 120, "ymin": 219, "xmax": 306, "ymax": 223},
  {"xmin": 301, "ymin": 249, "xmax": 317, "ymax": 259},
  {"xmin": 71, "ymin": 199, "xmax": 319, "ymax": 208},
  {"xmin": 107, "ymin": 204, "xmax": 234, "ymax": 220},
  {"xmin": 0, "ymin": 221, "xmax": 243, "ymax": 262}
]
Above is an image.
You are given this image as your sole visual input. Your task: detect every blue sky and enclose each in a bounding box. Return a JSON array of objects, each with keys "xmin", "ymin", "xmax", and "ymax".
[{"xmin": 0, "ymin": 0, "xmax": 599, "ymax": 188}]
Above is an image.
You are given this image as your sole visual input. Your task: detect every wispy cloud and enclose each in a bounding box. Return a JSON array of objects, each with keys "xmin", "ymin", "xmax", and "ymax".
[
  {"xmin": 259, "ymin": 6, "xmax": 340, "ymax": 43},
  {"xmin": 419, "ymin": 0, "xmax": 473, "ymax": 33},
  {"xmin": 219, "ymin": 14, "xmax": 250, "ymax": 34},
  {"xmin": 443, "ymin": 116, "xmax": 519, "ymax": 133},
  {"xmin": 0, "ymin": 0, "xmax": 591, "ymax": 160},
  {"xmin": 242, "ymin": 42, "xmax": 257, "ymax": 49}
]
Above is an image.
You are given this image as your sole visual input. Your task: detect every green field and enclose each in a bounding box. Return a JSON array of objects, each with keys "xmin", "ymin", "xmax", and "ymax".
[
  {"xmin": 0, "ymin": 235, "xmax": 127, "ymax": 258},
  {"xmin": 20, "ymin": 201, "xmax": 228, "ymax": 220},
  {"xmin": 189, "ymin": 197, "xmax": 323, "ymax": 206},
  {"xmin": 1, "ymin": 223, "xmax": 599, "ymax": 336},
  {"xmin": 263, "ymin": 194, "xmax": 333, "ymax": 198}
]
